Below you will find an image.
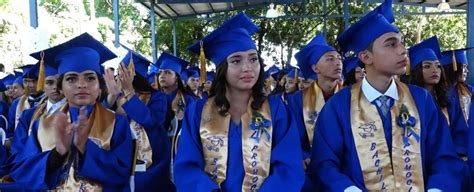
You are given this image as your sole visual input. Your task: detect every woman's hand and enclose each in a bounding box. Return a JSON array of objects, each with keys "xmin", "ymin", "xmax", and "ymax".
[
  {"xmin": 73, "ymin": 106, "xmax": 90, "ymax": 154},
  {"xmin": 104, "ymin": 69, "xmax": 122, "ymax": 107},
  {"xmin": 54, "ymin": 112, "xmax": 73, "ymax": 156},
  {"xmin": 118, "ymin": 64, "xmax": 135, "ymax": 98}
]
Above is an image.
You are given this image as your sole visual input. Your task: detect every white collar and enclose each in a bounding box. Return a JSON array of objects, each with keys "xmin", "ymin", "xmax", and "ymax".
[
  {"xmin": 361, "ymin": 77, "xmax": 399, "ymax": 103},
  {"xmin": 46, "ymin": 98, "xmax": 67, "ymax": 113}
]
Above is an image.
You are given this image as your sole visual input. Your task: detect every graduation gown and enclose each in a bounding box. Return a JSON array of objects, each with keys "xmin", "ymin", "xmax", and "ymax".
[
  {"xmin": 9, "ymin": 104, "xmax": 133, "ymax": 191},
  {"xmin": 173, "ymin": 96, "xmax": 304, "ymax": 192},
  {"xmin": 6, "ymin": 97, "xmax": 20, "ymax": 138},
  {"xmin": 120, "ymin": 91, "xmax": 174, "ymax": 191},
  {"xmin": 447, "ymin": 84, "xmax": 474, "ymax": 156},
  {"xmin": 468, "ymin": 96, "xmax": 474, "ymax": 187},
  {"xmin": 309, "ymin": 85, "xmax": 464, "ymax": 191}
]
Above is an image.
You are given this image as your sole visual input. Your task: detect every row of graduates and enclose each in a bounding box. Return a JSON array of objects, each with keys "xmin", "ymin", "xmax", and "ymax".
[{"xmin": 0, "ymin": 0, "xmax": 473, "ymax": 191}]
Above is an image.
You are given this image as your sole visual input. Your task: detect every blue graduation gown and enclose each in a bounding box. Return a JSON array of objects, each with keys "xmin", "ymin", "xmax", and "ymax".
[
  {"xmin": 164, "ymin": 89, "xmax": 195, "ymax": 133},
  {"xmin": 173, "ymin": 96, "xmax": 304, "ymax": 192},
  {"xmin": 0, "ymin": 144, "xmax": 6, "ymax": 176},
  {"xmin": 6, "ymin": 97, "xmax": 20, "ymax": 138},
  {"xmin": 309, "ymin": 85, "xmax": 464, "ymax": 191},
  {"xmin": 0, "ymin": 101, "xmax": 8, "ymax": 131},
  {"xmin": 9, "ymin": 105, "xmax": 133, "ymax": 191},
  {"xmin": 120, "ymin": 91, "xmax": 174, "ymax": 191},
  {"xmin": 447, "ymin": 84, "xmax": 474, "ymax": 156},
  {"xmin": 287, "ymin": 91, "xmax": 311, "ymax": 160},
  {"xmin": 467, "ymin": 96, "xmax": 474, "ymax": 187}
]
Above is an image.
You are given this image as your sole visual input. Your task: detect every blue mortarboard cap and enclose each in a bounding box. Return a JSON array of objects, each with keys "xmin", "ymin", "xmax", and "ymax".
[
  {"xmin": 186, "ymin": 69, "xmax": 200, "ymax": 78},
  {"xmin": 408, "ymin": 36, "xmax": 442, "ymax": 71},
  {"xmin": 187, "ymin": 12, "xmax": 259, "ymax": 66},
  {"xmin": 181, "ymin": 71, "xmax": 189, "ymax": 82},
  {"xmin": 337, "ymin": 0, "xmax": 399, "ymax": 55},
  {"xmin": 21, "ymin": 64, "xmax": 39, "ymax": 79},
  {"xmin": 13, "ymin": 74, "xmax": 23, "ymax": 85},
  {"xmin": 343, "ymin": 57, "xmax": 361, "ymax": 75},
  {"xmin": 295, "ymin": 34, "xmax": 336, "ymax": 79},
  {"xmin": 43, "ymin": 62, "xmax": 58, "ymax": 77},
  {"xmin": 0, "ymin": 80, "xmax": 5, "ymax": 92},
  {"xmin": 155, "ymin": 52, "xmax": 189, "ymax": 76},
  {"xmin": 206, "ymin": 71, "xmax": 215, "ymax": 81},
  {"xmin": 440, "ymin": 48, "xmax": 474, "ymax": 66},
  {"xmin": 121, "ymin": 45, "xmax": 152, "ymax": 78},
  {"xmin": 286, "ymin": 66, "xmax": 298, "ymax": 79},
  {"xmin": 264, "ymin": 65, "xmax": 280, "ymax": 79},
  {"xmin": 147, "ymin": 72, "xmax": 157, "ymax": 84},
  {"xmin": 188, "ymin": 66, "xmax": 201, "ymax": 77},
  {"xmin": 2, "ymin": 74, "xmax": 15, "ymax": 86},
  {"xmin": 30, "ymin": 33, "xmax": 116, "ymax": 75}
]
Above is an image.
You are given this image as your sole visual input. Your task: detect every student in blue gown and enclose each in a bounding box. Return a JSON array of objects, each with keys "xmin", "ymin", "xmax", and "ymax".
[
  {"xmin": 186, "ymin": 67, "xmax": 203, "ymax": 99},
  {"xmin": 342, "ymin": 57, "xmax": 365, "ymax": 87},
  {"xmin": 174, "ymin": 12, "xmax": 304, "ymax": 192},
  {"xmin": 274, "ymin": 66, "xmax": 298, "ymax": 104},
  {"xmin": 263, "ymin": 65, "xmax": 280, "ymax": 96},
  {"xmin": 408, "ymin": 36, "xmax": 468, "ymax": 157},
  {"xmin": 7, "ymin": 65, "xmax": 45, "ymax": 139},
  {"xmin": 9, "ymin": 32, "xmax": 133, "ymax": 191},
  {"xmin": 441, "ymin": 48, "xmax": 474, "ymax": 133},
  {"xmin": 468, "ymin": 95, "xmax": 474, "ymax": 188},
  {"xmin": 2, "ymin": 63, "xmax": 65, "ymax": 177},
  {"xmin": 309, "ymin": 0, "xmax": 464, "ymax": 191},
  {"xmin": 202, "ymin": 71, "xmax": 215, "ymax": 99},
  {"xmin": 9, "ymin": 72, "xmax": 25, "ymax": 102},
  {"xmin": 153, "ymin": 52, "xmax": 195, "ymax": 158},
  {"xmin": 0, "ymin": 80, "xmax": 8, "ymax": 135},
  {"xmin": 286, "ymin": 33, "xmax": 343, "ymax": 191},
  {"xmin": 103, "ymin": 48, "xmax": 173, "ymax": 191},
  {"xmin": 297, "ymin": 70, "xmax": 315, "ymax": 91},
  {"xmin": 3, "ymin": 74, "xmax": 16, "ymax": 105}
]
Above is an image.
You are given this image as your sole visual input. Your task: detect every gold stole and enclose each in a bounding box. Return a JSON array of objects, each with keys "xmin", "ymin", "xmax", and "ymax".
[
  {"xmin": 15, "ymin": 95, "xmax": 31, "ymax": 128},
  {"xmin": 36, "ymin": 103, "xmax": 116, "ymax": 191},
  {"xmin": 27, "ymin": 103, "xmax": 48, "ymax": 136},
  {"xmin": 200, "ymin": 97, "xmax": 273, "ymax": 191},
  {"xmin": 302, "ymin": 81, "xmax": 341, "ymax": 145},
  {"xmin": 350, "ymin": 81, "xmax": 424, "ymax": 191},
  {"xmin": 171, "ymin": 91, "xmax": 186, "ymax": 120},
  {"xmin": 116, "ymin": 93, "xmax": 153, "ymax": 168},
  {"xmin": 457, "ymin": 83, "xmax": 472, "ymax": 123}
]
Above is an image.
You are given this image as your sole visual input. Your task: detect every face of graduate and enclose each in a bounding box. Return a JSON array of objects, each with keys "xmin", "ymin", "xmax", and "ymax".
[
  {"xmin": 11, "ymin": 83, "xmax": 24, "ymax": 98},
  {"xmin": 459, "ymin": 64, "xmax": 468, "ymax": 83},
  {"xmin": 421, "ymin": 60, "xmax": 441, "ymax": 86},
  {"xmin": 23, "ymin": 78, "xmax": 39, "ymax": 95},
  {"xmin": 225, "ymin": 49, "xmax": 260, "ymax": 92},
  {"xmin": 354, "ymin": 67, "xmax": 366, "ymax": 83},
  {"xmin": 44, "ymin": 75, "xmax": 64, "ymax": 103},
  {"xmin": 363, "ymin": 32, "xmax": 408, "ymax": 77},
  {"xmin": 299, "ymin": 78, "xmax": 314, "ymax": 91},
  {"xmin": 204, "ymin": 80, "xmax": 212, "ymax": 92},
  {"xmin": 5, "ymin": 85, "xmax": 13, "ymax": 97},
  {"xmin": 159, "ymin": 69, "xmax": 178, "ymax": 88},
  {"xmin": 187, "ymin": 77, "xmax": 200, "ymax": 91},
  {"xmin": 61, "ymin": 70, "xmax": 101, "ymax": 108},
  {"xmin": 313, "ymin": 51, "xmax": 343, "ymax": 81},
  {"xmin": 285, "ymin": 78, "xmax": 297, "ymax": 93}
]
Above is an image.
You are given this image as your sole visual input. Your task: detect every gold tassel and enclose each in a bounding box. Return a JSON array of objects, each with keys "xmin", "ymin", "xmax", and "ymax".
[
  {"xmin": 128, "ymin": 53, "xmax": 136, "ymax": 77},
  {"xmin": 406, "ymin": 52, "xmax": 411, "ymax": 75},
  {"xmin": 153, "ymin": 74, "xmax": 159, "ymax": 90},
  {"xmin": 294, "ymin": 68, "xmax": 299, "ymax": 83},
  {"xmin": 452, "ymin": 50, "xmax": 458, "ymax": 72},
  {"xmin": 36, "ymin": 52, "xmax": 45, "ymax": 92},
  {"xmin": 199, "ymin": 41, "xmax": 207, "ymax": 85}
]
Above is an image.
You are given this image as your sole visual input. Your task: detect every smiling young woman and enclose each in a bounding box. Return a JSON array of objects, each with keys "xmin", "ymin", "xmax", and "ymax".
[{"xmin": 173, "ymin": 12, "xmax": 304, "ymax": 192}]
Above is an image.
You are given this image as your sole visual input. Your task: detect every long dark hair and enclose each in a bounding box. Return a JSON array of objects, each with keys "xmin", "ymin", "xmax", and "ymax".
[
  {"xmin": 410, "ymin": 63, "xmax": 449, "ymax": 108},
  {"xmin": 133, "ymin": 74, "xmax": 155, "ymax": 93},
  {"xmin": 57, "ymin": 72, "xmax": 107, "ymax": 101},
  {"xmin": 443, "ymin": 63, "xmax": 464, "ymax": 87},
  {"xmin": 270, "ymin": 72, "xmax": 287, "ymax": 95},
  {"xmin": 209, "ymin": 59, "xmax": 266, "ymax": 116}
]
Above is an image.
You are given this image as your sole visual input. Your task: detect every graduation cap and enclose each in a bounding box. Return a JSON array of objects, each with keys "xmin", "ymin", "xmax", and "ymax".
[
  {"xmin": 186, "ymin": 68, "xmax": 200, "ymax": 79},
  {"xmin": 21, "ymin": 64, "xmax": 39, "ymax": 79},
  {"xmin": 2, "ymin": 74, "xmax": 15, "ymax": 86},
  {"xmin": 408, "ymin": 36, "xmax": 442, "ymax": 72},
  {"xmin": 206, "ymin": 71, "xmax": 215, "ymax": 81},
  {"xmin": 187, "ymin": 12, "xmax": 259, "ymax": 68},
  {"xmin": 13, "ymin": 71, "xmax": 23, "ymax": 85},
  {"xmin": 337, "ymin": 0, "xmax": 398, "ymax": 56},
  {"xmin": 343, "ymin": 57, "xmax": 361, "ymax": 75},
  {"xmin": 121, "ymin": 44, "xmax": 152, "ymax": 78},
  {"xmin": 0, "ymin": 79, "xmax": 6, "ymax": 92},
  {"xmin": 440, "ymin": 48, "xmax": 474, "ymax": 72},
  {"xmin": 295, "ymin": 34, "xmax": 336, "ymax": 79},
  {"xmin": 30, "ymin": 32, "xmax": 117, "ymax": 75},
  {"xmin": 154, "ymin": 52, "xmax": 189, "ymax": 77},
  {"xmin": 35, "ymin": 61, "xmax": 58, "ymax": 91},
  {"xmin": 286, "ymin": 66, "xmax": 299, "ymax": 82},
  {"xmin": 181, "ymin": 70, "xmax": 189, "ymax": 82},
  {"xmin": 264, "ymin": 65, "xmax": 280, "ymax": 79}
]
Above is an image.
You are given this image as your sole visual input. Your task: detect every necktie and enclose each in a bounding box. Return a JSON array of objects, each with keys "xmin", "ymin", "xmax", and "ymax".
[{"xmin": 378, "ymin": 95, "xmax": 390, "ymax": 117}]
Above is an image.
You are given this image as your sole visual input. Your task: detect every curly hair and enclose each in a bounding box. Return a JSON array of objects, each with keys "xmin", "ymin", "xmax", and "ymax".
[{"xmin": 209, "ymin": 59, "xmax": 266, "ymax": 116}]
